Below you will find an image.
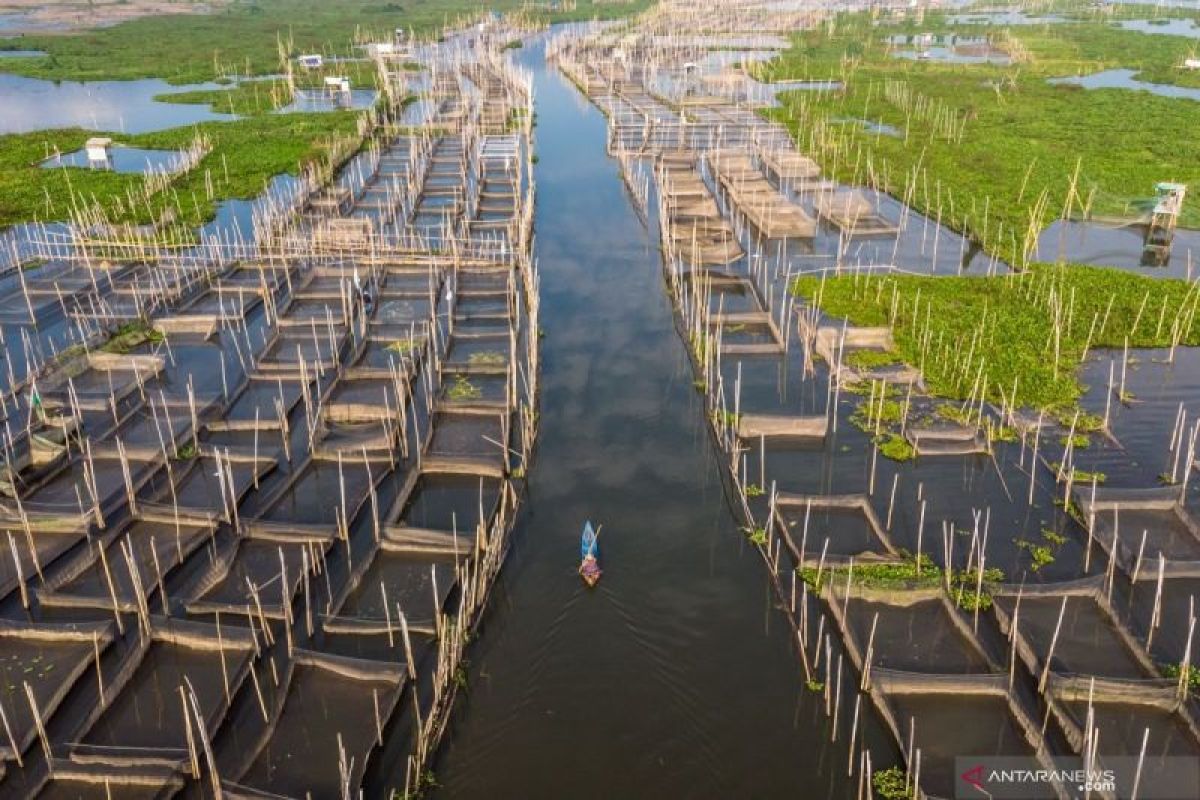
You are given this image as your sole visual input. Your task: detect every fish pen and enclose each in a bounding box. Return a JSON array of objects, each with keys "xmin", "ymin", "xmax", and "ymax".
[
  {"xmin": 68, "ymin": 619, "xmax": 256, "ymax": 770},
  {"xmin": 0, "ymin": 16, "xmax": 539, "ymax": 798},
  {"xmin": 991, "ymin": 577, "xmax": 1160, "ymax": 681},
  {"xmin": 224, "ymin": 650, "xmax": 404, "ymax": 798},
  {"xmin": 0, "ymin": 620, "xmax": 115, "ymax": 766},
  {"xmin": 1046, "ymin": 673, "xmax": 1200, "ymax": 797},
  {"xmin": 546, "ymin": 4, "xmax": 1200, "ymax": 795},
  {"xmin": 871, "ymin": 671, "xmax": 1066, "ymax": 799}
]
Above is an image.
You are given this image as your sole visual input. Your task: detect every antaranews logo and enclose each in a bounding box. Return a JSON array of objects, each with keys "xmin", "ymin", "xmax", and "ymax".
[
  {"xmin": 955, "ymin": 756, "xmax": 1199, "ymax": 799},
  {"xmin": 960, "ymin": 764, "xmax": 986, "ymax": 794}
]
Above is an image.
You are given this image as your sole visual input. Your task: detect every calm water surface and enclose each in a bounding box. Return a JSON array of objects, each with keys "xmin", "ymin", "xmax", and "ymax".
[
  {"xmin": 429, "ymin": 40, "xmax": 882, "ymax": 800},
  {"xmin": 0, "ymin": 73, "xmax": 234, "ymax": 134}
]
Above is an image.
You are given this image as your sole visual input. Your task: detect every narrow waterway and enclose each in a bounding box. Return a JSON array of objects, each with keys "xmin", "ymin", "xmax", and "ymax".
[{"xmin": 431, "ymin": 40, "xmax": 879, "ymax": 798}]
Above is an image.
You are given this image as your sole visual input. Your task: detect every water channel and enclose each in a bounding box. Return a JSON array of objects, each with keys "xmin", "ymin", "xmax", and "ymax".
[{"xmin": 431, "ymin": 39, "xmax": 887, "ymax": 798}]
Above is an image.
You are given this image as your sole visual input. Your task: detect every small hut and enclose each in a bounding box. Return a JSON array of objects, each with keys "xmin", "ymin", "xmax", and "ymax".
[{"xmin": 84, "ymin": 137, "xmax": 113, "ymax": 169}]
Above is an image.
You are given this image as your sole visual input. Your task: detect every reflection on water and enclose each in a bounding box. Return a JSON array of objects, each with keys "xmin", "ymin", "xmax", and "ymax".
[
  {"xmin": 1048, "ymin": 68, "xmax": 1200, "ymax": 102},
  {"xmin": 198, "ymin": 173, "xmax": 300, "ymax": 245},
  {"xmin": 1037, "ymin": 219, "xmax": 1200, "ymax": 280},
  {"xmin": 1074, "ymin": 346, "xmax": 1200, "ymax": 487},
  {"xmin": 40, "ymin": 144, "xmax": 185, "ymax": 174},
  {"xmin": 946, "ymin": 11, "xmax": 1066, "ymax": 25},
  {"xmin": 0, "ymin": 73, "xmax": 235, "ymax": 134},
  {"xmin": 276, "ymin": 88, "xmax": 379, "ymax": 114},
  {"xmin": 1118, "ymin": 18, "xmax": 1200, "ymax": 38},
  {"xmin": 830, "ymin": 116, "xmax": 902, "ymax": 137},
  {"xmin": 763, "ymin": 186, "xmax": 1005, "ymax": 275},
  {"xmin": 892, "ymin": 45, "xmax": 1010, "ymax": 64},
  {"xmin": 888, "ymin": 34, "xmax": 1011, "ymax": 64},
  {"xmin": 429, "ymin": 39, "xmax": 879, "ymax": 799},
  {"xmin": 0, "ymin": 73, "xmax": 377, "ymax": 136}
]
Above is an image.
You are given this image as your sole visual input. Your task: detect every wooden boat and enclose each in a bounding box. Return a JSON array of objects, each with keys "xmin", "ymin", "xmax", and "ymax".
[{"xmin": 579, "ymin": 521, "xmax": 601, "ymax": 587}]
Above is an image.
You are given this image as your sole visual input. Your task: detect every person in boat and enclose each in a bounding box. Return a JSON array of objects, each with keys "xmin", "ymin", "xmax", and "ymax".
[
  {"xmin": 579, "ymin": 554, "xmax": 601, "ymax": 584},
  {"xmin": 579, "ymin": 521, "xmax": 602, "ymax": 586}
]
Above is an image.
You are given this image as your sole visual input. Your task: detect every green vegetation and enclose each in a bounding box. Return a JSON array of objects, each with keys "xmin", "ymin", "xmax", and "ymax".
[
  {"xmin": 743, "ymin": 526, "xmax": 769, "ymax": 546},
  {"xmin": 844, "ymin": 348, "xmax": 902, "ymax": 370},
  {"xmin": 385, "ymin": 337, "xmax": 421, "ymax": 355},
  {"xmin": 395, "ymin": 768, "xmax": 439, "ymax": 800},
  {"xmin": 761, "ymin": 12, "xmax": 1200, "ymax": 268},
  {"xmin": 0, "ymin": 112, "xmax": 358, "ymax": 229},
  {"xmin": 1073, "ymin": 469, "xmax": 1106, "ymax": 484},
  {"xmin": 1059, "ymin": 433, "xmax": 1091, "ymax": 449},
  {"xmin": 452, "ymin": 661, "xmax": 469, "ymax": 689},
  {"xmin": 0, "ymin": 0, "xmax": 651, "ymax": 85},
  {"xmin": 1015, "ymin": 538, "xmax": 1056, "ymax": 571},
  {"xmin": 846, "ymin": 384, "xmax": 916, "ymax": 461},
  {"xmin": 791, "ymin": 264, "xmax": 1200, "ymax": 412},
  {"xmin": 0, "ymin": 1, "xmax": 647, "ymax": 232},
  {"xmin": 101, "ymin": 320, "xmax": 163, "ymax": 354},
  {"xmin": 797, "ymin": 553, "xmax": 1003, "ymax": 611},
  {"xmin": 934, "ymin": 402, "xmax": 973, "ymax": 427},
  {"xmin": 155, "ymin": 80, "xmax": 296, "ymax": 116},
  {"xmin": 152, "ymin": 58, "xmax": 383, "ymax": 116},
  {"xmin": 446, "ymin": 373, "xmax": 481, "ymax": 401},
  {"xmin": 953, "ymin": 571, "xmax": 1004, "ymax": 612},
  {"xmin": 467, "ymin": 350, "xmax": 506, "ymax": 366},
  {"xmin": 877, "ymin": 433, "xmax": 916, "ymax": 462},
  {"xmin": 799, "ymin": 554, "xmax": 941, "ymax": 592},
  {"xmin": 712, "ymin": 408, "xmax": 740, "ymax": 429},
  {"xmin": 987, "ymin": 421, "xmax": 1019, "ymax": 443},
  {"xmin": 1041, "ymin": 528, "xmax": 1068, "ymax": 547},
  {"xmin": 174, "ymin": 442, "xmax": 199, "ymax": 461},
  {"xmin": 1162, "ymin": 662, "xmax": 1200, "ymax": 696},
  {"xmin": 873, "ymin": 766, "xmax": 912, "ymax": 800}
]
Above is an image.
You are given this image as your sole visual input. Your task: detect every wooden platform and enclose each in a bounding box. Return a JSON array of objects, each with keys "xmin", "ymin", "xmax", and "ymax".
[{"xmin": 710, "ymin": 153, "xmax": 816, "ymax": 238}]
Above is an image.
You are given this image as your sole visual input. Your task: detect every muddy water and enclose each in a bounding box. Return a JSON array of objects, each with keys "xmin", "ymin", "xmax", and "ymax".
[{"xmin": 431, "ymin": 41, "xmax": 885, "ymax": 797}]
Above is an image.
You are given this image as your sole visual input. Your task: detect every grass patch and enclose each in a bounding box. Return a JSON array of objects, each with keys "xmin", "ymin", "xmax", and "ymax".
[
  {"xmin": 761, "ymin": 13, "xmax": 1200, "ymax": 268},
  {"xmin": 791, "ymin": 263, "xmax": 1200, "ymax": 412},
  {"xmin": 0, "ymin": 0, "xmax": 650, "ymax": 85},
  {"xmin": 446, "ymin": 374, "xmax": 481, "ymax": 402},
  {"xmin": 0, "ymin": 112, "xmax": 359, "ymax": 229},
  {"xmin": 877, "ymin": 432, "xmax": 916, "ymax": 462},
  {"xmin": 1051, "ymin": 465, "xmax": 1107, "ymax": 484},
  {"xmin": 1161, "ymin": 662, "xmax": 1200, "ymax": 696},
  {"xmin": 1015, "ymin": 538, "xmax": 1056, "ymax": 571},
  {"xmin": 467, "ymin": 350, "xmax": 506, "ymax": 366},
  {"xmin": 174, "ymin": 441, "xmax": 199, "ymax": 461},
  {"xmin": 845, "ymin": 348, "xmax": 902, "ymax": 370},
  {"xmin": 799, "ymin": 553, "xmax": 941, "ymax": 592},
  {"xmin": 873, "ymin": 766, "xmax": 912, "ymax": 800},
  {"xmin": 155, "ymin": 80, "xmax": 296, "ymax": 116},
  {"xmin": 100, "ymin": 320, "xmax": 163, "ymax": 354},
  {"xmin": 798, "ymin": 553, "xmax": 1003, "ymax": 610},
  {"xmin": 743, "ymin": 526, "xmax": 769, "ymax": 546}
]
